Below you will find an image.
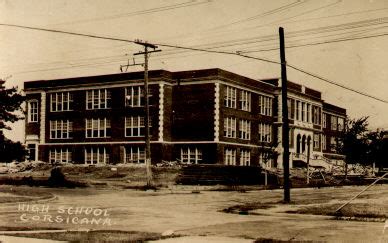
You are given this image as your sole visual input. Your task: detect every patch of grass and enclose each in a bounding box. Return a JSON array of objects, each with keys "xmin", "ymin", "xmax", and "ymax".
[
  {"xmin": 0, "ymin": 186, "xmax": 54, "ymax": 203},
  {"xmin": 0, "ymin": 226, "xmax": 61, "ymax": 231},
  {"xmin": 3, "ymin": 230, "xmax": 167, "ymax": 243},
  {"xmin": 288, "ymin": 203, "xmax": 388, "ymax": 219},
  {"xmin": 255, "ymin": 238, "xmax": 317, "ymax": 243},
  {"xmin": 222, "ymin": 203, "xmax": 274, "ymax": 214}
]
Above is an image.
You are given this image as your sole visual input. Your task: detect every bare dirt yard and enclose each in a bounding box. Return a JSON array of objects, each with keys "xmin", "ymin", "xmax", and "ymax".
[{"xmin": 0, "ymin": 184, "xmax": 388, "ymax": 242}]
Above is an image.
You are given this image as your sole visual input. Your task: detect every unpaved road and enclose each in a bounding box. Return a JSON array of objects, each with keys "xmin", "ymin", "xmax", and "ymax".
[{"xmin": 0, "ymin": 185, "xmax": 388, "ymax": 242}]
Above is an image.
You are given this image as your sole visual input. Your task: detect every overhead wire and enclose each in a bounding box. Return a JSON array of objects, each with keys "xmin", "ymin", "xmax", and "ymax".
[
  {"xmin": 51, "ymin": 0, "xmax": 211, "ymax": 26},
  {"xmin": 0, "ymin": 23, "xmax": 387, "ymax": 104},
  {"xmin": 287, "ymin": 63, "xmax": 388, "ymax": 104}
]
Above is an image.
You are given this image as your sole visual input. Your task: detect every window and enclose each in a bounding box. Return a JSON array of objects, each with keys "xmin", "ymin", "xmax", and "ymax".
[
  {"xmin": 258, "ymin": 123, "xmax": 272, "ymax": 142},
  {"xmin": 338, "ymin": 117, "xmax": 344, "ymax": 131},
  {"xmin": 240, "ymin": 149, "xmax": 250, "ymax": 166},
  {"xmin": 125, "ymin": 86, "xmax": 145, "ymax": 107},
  {"xmin": 313, "ymin": 134, "xmax": 320, "ymax": 149},
  {"xmin": 224, "ymin": 117, "xmax": 237, "ymax": 138},
  {"xmin": 289, "ymin": 128, "xmax": 294, "ymax": 148},
  {"xmin": 180, "ymin": 147, "xmax": 202, "ymax": 164},
  {"xmin": 86, "ymin": 89, "xmax": 111, "ymax": 110},
  {"xmin": 239, "ymin": 119, "xmax": 251, "ymax": 140},
  {"xmin": 50, "ymin": 120, "xmax": 73, "ymax": 139},
  {"xmin": 85, "ymin": 118, "xmax": 111, "ymax": 138},
  {"xmin": 287, "ymin": 99, "xmax": 294, "ymax": 119},
  {"xmin": 50, "ymin": 92, "xmax": 73, "ymax": 112},
  {"xmin": 125, "ymin": 116, "xmax": 152, "ymax": 137},
  {"xmin": 322, "ymin": 134, "xmax": 327, "ymax": 150},
  {"xmin": 313, "ymin": 106, "xmax": 326, "ymax": 127},
  {"xmin": 28, "ymin": 100, "xmax": 38, "ymax": 123},
  {"xmin": 224, "ymin": 86, "xmax": 237, "ymax": 108},
  {"xmin": 49, "ymin": 148, "xmax": 72, "ymax": 164},
  {"xmin": 306, "ymin": 104, "xmax": 311, "ymax": 123},
  {"xmin": 301, "ymin": 102, "xmax": 305, "ymax": 122},
  {"xmin": 295, "ymin": 101, "xmax": 300, "ymax": 120},
  {"xmin": 85, "ymin": 147, "xmax": 109, "ymax": 164},
  {"xmin": 224, "ymin": 148, "xmax": 236, "ymax": 165},
  {"xmin": 125, "ymin": 146, "xmax": 145, "ymax": 163},
  {"xmin": 331, "ymin": 116, "xmax": 338, "ymax": 130},
  {"xmin": 322, "ymin": 113, "xmax": 327, "ymax": 128},
  {"xmin": 330, "ymin": 137, "xmax": 337, "ymax": 151},
  {"xmin": 258, "ymin": 95, "xmax": 272, "ymax": 116},
  {"xmin": 239, "ymin": 90, "xmax": 251, "ymax": 111},
  {"xmin": 27, "ymin": 144, "xmax": 36, "ymax": 161}
]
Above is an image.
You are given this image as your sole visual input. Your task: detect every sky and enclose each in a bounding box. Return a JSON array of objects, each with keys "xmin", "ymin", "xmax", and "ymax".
[{"xmin": 1, "ymin": 0, "xmax": 388, "ymax": 142}]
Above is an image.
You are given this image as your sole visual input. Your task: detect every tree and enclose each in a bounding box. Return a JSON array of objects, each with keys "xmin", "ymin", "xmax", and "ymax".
[
  {"xmin": 0, "ymin": 80, "xmax": 26, "ymax": 162},
  {"xmin": 259, "ymin": 141, "xmax": 279, "ymax": 187},
  {"xmin": 336, "ymin": 116, "xmax": 369, "ymax": 178},
  {"xmin": 365, "ymin": 129, "xmax": 386, "ymax": 170}
]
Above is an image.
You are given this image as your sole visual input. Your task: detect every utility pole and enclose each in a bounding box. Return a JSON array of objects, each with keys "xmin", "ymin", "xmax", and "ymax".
[
  {"xmin": 279, "ymin": 27, "xmax": 291, "ymax": 203},
  {"xmin": 134, "ymin": 40, "xmax": 161, "ymax": 187}
]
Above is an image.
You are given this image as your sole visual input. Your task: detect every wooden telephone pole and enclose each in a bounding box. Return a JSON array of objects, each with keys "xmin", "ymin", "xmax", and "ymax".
[
  {"xmin": 279, "ymin": 27, "xmax": 291, "ymax": 203},
  {"xmin": 134, "ymin": 40, "xmax": 161, "ymax": 186}
]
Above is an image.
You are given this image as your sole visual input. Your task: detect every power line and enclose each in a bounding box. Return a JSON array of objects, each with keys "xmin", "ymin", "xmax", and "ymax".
[
  {"xmin": 1, "ymin": 23, "xmax": 387, "ymax": 104},
  {"xmin": 0, "ymin": 23, "xmax": 136, "ymax": 44},
  {"xmin": 287, "ymin": 63, "xmax": 388, "ymax": 104},
  {"xmin": 241, "ymin": 31, "xmax": 388, "ymax": 53},
  {"xmin": 0, "ymin": 23, "xmax": 280, "ymax": 66},
  {"xmin": 52, "ymin": 0, "xmax": 211, "ymax": 26}
]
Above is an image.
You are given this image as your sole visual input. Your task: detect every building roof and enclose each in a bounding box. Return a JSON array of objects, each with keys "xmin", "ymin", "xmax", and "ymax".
[
  {"xmin": 323, "ymin": 102, "xmax": 346, "ymax": 115},
  {"xmin": 23, "ymin": 68, "xmax": 276, "ymax": 93}
]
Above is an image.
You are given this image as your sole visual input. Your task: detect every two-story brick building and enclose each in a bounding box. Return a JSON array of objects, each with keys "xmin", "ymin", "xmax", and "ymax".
[{"xmin": 24, "ymin": 68, "xmax": 346, "ymax": 168}]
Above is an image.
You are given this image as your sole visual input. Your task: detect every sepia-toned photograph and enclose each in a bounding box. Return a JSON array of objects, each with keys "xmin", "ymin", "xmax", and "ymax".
[{"xmin": 1, "ymin": 0, "xmax": 388, "ymax": 242}]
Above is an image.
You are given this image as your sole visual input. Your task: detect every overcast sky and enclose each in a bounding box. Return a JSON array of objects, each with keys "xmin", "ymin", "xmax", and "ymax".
[{"xmin": 1, "ymin": 0, "xmax": 388, "ymax": 142}]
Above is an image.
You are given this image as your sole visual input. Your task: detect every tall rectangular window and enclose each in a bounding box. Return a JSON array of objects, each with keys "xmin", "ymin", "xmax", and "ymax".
[
  {"xmin": 240, "ymin": 149, "xmax": 250, "ymax": 166},
  {"xmin": 295, "ymin": 101, "xmax": 300, "ymax": 120},
  {"xmin": 258, "ymin": 95, "xmax": 272, "ymax": 116},
  {"xmin": 301, "ymin": 102, "xmax": 305, "ymax": 122},
  {"xmin": 125, "ymin": 146, "xmax": 145, "ymax": 163},
  {"xmin": 28, "ymin": 100, "xmax": 38, "ymax": 123},
  {"xmin": 49, "ymin": 148, "xmax": 72, "ymax": 164},
  {"xmin": 287, "ymin": 98, "xmax": 294, "ymax": 119},
  {"xmin": 330, "ymin": 137, "xmax": 337, "ymax": 151},
  {"xmin": 50, "ymin": 92, "xmax": 73, "ymax": 112},
  {"xmin": 338, "ymin": 117, "xmax": 344, "ymax": 131},
  {"xmin": 86, "ymin": 89, "xmax": 111, "ymax": 110},
  {"xmin": 322, "ymin": 134, "xmax": 327, "ymax": 150},
  {"xmin": 224, "ymin": 86, "xmax": 237, "ymax": 108},
  {"xmin": 323, "ymin": 113, "xmax": 327, "ymax": 128},
  {"xmin": 50, "ymin": 120, "xmax": 73, "ymax": 139},
  {"xmin": 331, "ymin": 116, "xmax": 338, "ymax": 130},
  {"xmin": 125, "ymin": 116, "xmax": 151, "ymax": 137},
  {"xmin": 125, "ymin": 86, "xmax": 146, "ymax": 107},
  {"xmin": 313, "ymin": 106, "xmax": 321, "ymax": 125},
  {"xmin": 180, "ymin": 147, "xmax": 202, "ymax": 164},
  {"xmin": 313, "ymin": 134, "xmax": 320, "ymax": 149},
  {"xmin": 224, "ymin": 148, "xmax": 236, "ymax": 165},
  {"xmin": 239, "ymin": 119, "xmax": 251, "ymax": 140},
  {"xmin": 84, "ymin": 147, "xmax": 109, "ymax": 164},
  {"xmin": 239, "ymin": 90, "xmax": 251, "ymax": 111},
  {"xmin": 306, "ymin": 104, "xmax": 311, "ymax": 123},
  {"xmin": 85, "ymin": 118, "xmax": 111, "ymax": 138},
  {"xmin": 224, "ymin": 117, "xmax": 237, "ymax": 138},
  {"xmin": 258, "ymin": 123, "xmax": 272, "ymax": 142}
]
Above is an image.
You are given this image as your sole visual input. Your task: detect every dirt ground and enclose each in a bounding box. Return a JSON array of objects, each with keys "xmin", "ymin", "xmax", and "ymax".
[{"xmin": 0, "ymin": 184, "xmax": 388, "ymax": 242}]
